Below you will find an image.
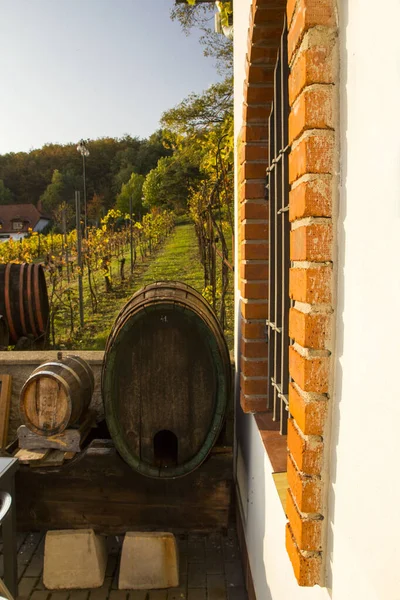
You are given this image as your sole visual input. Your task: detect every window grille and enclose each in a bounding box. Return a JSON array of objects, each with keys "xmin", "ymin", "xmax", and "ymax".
[{"xmin": 266, "ymin": 20, "xmax": 291, "ymax": 435}]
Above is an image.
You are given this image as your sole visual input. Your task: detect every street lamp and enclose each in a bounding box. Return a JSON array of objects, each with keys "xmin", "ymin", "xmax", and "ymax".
[{"xmin": 77, "ymin": 139, "xmax": 89, "ymax": 238}]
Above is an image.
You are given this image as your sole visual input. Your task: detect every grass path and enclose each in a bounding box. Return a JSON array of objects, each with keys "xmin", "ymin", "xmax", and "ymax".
[
  {"xmin": 55, "ymin": 222, "xmax": 233, "ymax": 350},
  {"xmin": 60, "ymin": 224, "xmax": 204, "ymax": 349}
]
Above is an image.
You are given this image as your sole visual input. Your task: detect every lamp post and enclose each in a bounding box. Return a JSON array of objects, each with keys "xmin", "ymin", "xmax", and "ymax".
[{"xmin": 77, "ymin": 139, "xmax": 89, "ymax": 238}]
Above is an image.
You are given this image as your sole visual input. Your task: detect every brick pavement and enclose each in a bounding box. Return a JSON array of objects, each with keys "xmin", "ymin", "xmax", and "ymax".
[{"xmin": 0, "ymin": 530, "xmax": 247, "ymax": 600}]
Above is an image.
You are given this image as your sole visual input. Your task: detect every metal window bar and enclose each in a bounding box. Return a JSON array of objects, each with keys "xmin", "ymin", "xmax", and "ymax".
[{"xmin": 266, "ymin": 19, "xmax": 290, "ymax": 435}]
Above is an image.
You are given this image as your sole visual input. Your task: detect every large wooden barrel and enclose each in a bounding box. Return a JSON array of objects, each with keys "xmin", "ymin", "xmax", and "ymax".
[
  {"xmin": 0, "ymin": 263, "xmax": 49, "ymax": 343},
  {"xmin": 20, "ymin": 355, "xmax": 94, "ymax": 436},
  {"xmin": 102, "ymin": 281, "xmax": 231, "ymax": 479},
  {"xmin": 0, "ymin": 315, "xmax": 9, "ymax": 347}
]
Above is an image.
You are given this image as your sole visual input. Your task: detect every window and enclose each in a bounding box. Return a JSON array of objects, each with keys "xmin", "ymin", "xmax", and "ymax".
[
  {"xmin": 12, "ymin": 221, "xmax": 23, "ymax": 231},
  {"xmin": 266, "ymin": 20, "xmax": 291, "ymax": 435}
]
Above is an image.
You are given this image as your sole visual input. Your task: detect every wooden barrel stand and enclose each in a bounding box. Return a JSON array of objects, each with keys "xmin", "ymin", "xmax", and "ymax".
[{"xmin": 14, "ymin": 439, "xmax": 234, "ymax": 533}]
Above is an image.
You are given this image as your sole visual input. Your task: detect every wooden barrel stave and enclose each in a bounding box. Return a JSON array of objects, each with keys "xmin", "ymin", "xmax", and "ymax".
[
  {"xmin": 102, "ymin": 281, "xmax": 231, "ymax": 479},
  {"xmin": 0, "ymin": 315, "xmax": 9, "ymax": 347},
  {"xmin": 20, "ymin": 355, "xmax": 94, "ymax": 436},
  {"xmin": 0, "ymin": 263, "xmax": 49, "ymax": 343}
]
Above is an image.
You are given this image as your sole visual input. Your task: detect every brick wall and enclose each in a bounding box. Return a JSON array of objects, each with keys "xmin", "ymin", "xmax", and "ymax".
[
  {"xmin": 285, "ymin": 0, "xmax": 338, "ymax": 586},
  {"xmin": 238, "ymin": 0, "xmax": 338, "ymax": 588},
  {"xmin": 239, "ymin": 0, "xmax": 285, "ymax": 414}
]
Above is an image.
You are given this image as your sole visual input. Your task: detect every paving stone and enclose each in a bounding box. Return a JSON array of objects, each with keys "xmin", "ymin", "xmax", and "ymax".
[
  {"xmin": 88, "ymin": 577, "xmax": 112, "ymax": 600},
  {"xmin": 18, "ymin": 576, "xmax": 38, "ymax": 599},
  {"xmin": 106, "ymin": 556, "xmax": 118, "ymax": 578},
  {"xmin": 167, "ymin": 588, "xmax": 186, "ymax": 600},
  {"xmin": 187, "ymin": 590, "xmax": 206, "ymax": 600},
  {"xmin": 24, "ymin": 554, "xmax": 44, "ymax": 577},
  {"xmin": 49, "ymin": 592, "xmax": 70, "ymax": 600},
  {"xmin": 224, "ymin": 562, "xmax": 244, "ymax": 589},
  {"xmin": 187, "ymin": 563, "xmax": 206, "ymax": 589},
  {"xmin": 108, "ymin": 591, "xmax": 127, "ymax": 600},
  {"xmin": 44, "ymin": 530, "xmax": 107, "ymax": 590},
  {"xmin": 187, "ymin": 537, "xmax": 205, "ymax": 564},
  {"xmin": 207, "ymin": 574, "xmax": 227, "ymax": 600},
  {"xmin": 18, "ymin": 533, "xmax": 43, "ymax": 578},
  {"xmin": 227, "ymin": 588, "xmax": 247, "ymax": 600},
  {"xmin": 69, "ymin": 592, "xmax": 89, "ymax": 600},
  {"xmin": 222, "ymin": 536, "xmax": 239, "ymax": 562},
  {"xmin": 30, "ymin": 591, "xmax": 50, "ymax": 600},
  {"xmin": 148, "ymin": 592, "xmax": 167, "ymax": 600},
  {"xmin": 119, "ymin": 533, "xmax": 178, "ymax": 591},
  {"xmin": 127, "ymin": 592, "xmax": 148, "ymax": 600}
]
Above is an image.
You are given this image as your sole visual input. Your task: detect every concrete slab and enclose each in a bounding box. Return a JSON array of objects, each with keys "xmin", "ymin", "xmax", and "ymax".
[
  {"xmin": 118, "ymin": 533, "xmax": 179, "ymax": 590},
  {"xmin": 43, "ymin": 529, "xmax": 107, "ymax": 590}
]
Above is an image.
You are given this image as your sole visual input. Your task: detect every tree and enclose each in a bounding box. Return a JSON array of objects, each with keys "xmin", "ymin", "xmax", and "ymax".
[
  {"xmin": 115, "ymin": 172, "xmax": 145, "ymax": 216},
  {"xmin": 0, "ymin": 179, "xmax": 13, "ymax": 205},
  {"xmin": 161, "ymin": 77, "xmax": 233, "ymax": 135},
  {"xmin": 40, "ymin": 169, "xmax": 65, "ymax": 214},
  {"xmin": 143, "ymin": 155, "xmax": 201, "ymax": 213},
  {"xmin": 170, "ymin": 2, "xmax": 233, "ymax": 75}
]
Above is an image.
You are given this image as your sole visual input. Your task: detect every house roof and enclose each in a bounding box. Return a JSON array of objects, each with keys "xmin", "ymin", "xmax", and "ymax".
[{"xmin": 0, "ymin": 204, "xmax": 50, "ymax": 233}]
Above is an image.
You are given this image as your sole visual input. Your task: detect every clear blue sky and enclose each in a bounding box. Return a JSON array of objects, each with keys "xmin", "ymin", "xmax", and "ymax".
[{"xmin": 0, "ymin": 0, "xmax": 220, "ymax": 155}]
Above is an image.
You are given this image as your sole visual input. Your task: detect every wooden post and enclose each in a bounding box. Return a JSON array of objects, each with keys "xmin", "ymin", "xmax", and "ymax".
[{"xmin": 75, "ymin": 191, "xmax": 84, "ymax": 327}]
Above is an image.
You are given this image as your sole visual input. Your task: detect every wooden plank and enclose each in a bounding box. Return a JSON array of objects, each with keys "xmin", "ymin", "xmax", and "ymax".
[
  {"xmin": 30, "ymin": 449, "xmax": 65, "ymax": 468},
  {"xmin": 0, "ymin": 374, "xmax": 12, "ymax": 448},
  {"xmin": 64, "ymin": 451, "xmax": 76, "ymax": 460},
  {"xmin": 14, "ymin": 449, "xmax": 49, "ymax": 464},
  {"xmin": 17, "ymin": 410, "xmax": 95, "ymax": 452}
]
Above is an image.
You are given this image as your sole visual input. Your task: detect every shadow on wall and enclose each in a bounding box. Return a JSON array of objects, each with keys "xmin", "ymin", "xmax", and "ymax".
[
  {"xmin": 234, "ymin": 298, "xmax": 272, "ymax": 600},
  {"xmin": 325, "ymin": 0, "xmax": 349, "ymax": 590}
]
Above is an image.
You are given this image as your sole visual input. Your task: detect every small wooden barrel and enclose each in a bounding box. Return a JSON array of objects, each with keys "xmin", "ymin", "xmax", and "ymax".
[
  {"xmin": 0, "ymin": 263, "xmax": 49, "ymax": 343},
  {"xmin": 0, "ymin": 315, "xmax": 9, "ymax": 347},
  {"xmin": 20, "ymin": 355, "xmax": 95, "ymax": 436}
]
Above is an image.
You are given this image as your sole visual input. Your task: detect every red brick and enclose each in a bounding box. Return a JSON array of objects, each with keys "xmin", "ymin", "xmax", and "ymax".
[
  {"xmin": 289, "ymin": 308, "xmax": 330, "ymax": 350},
  {"xmin": 241, "ymin": 374, "xmax": 269, "ymax": 396},
  {"xmin": 242, "ymin": 222, "xmax": 268, "ymax": 240},
  {"xmin": 241, "ymin": 242, "xmax": 268, "ymax": 260},
  {"xmin": 289, "ymin": 175, "xmax": 332, "ymax": 221},
  {"xmin": 240, "ymin": 144, "xmax": 269, "ymax": 163},
  {"xmin": 240, "ymin": 183, "xmax": 267, "ymax": 203},
  {"xmin": 241, "ymin": 319, "xmax": 266, "ymax": 339},
  {"xmin": 287, "ymin": 454, "xmax": 321, "ymax": 513},
  {"xmin": 241, "ymin": 300, "xmax": 268, "ymax": 320},
  {"xmin": 289, "ymin": 345, "xmax": 329, "ymax": 394},
  {"xmin": 240, "ymin": 201, "xmax": 268, "ymax": 220},
  {"xmin": 289, "ymin": 85, "xmax": 333, "ymax": 144},
  {"xmin": 241, "ymin": 338, "xmax": 268, "ymax": 359},
  {"xmin": 289, "ymin": 382, "xmax": 327, "ymax": 436},
  {"xmin": 289, "ymin": 266, "xmax": 332, "ymax": 304},
  {"xmin": 246, "ymin": 85, "xmax": 274, "ymax": 105},
  {"xmin": 287, "ymin": 0, "xmax": 298, "ymax": 27},
  {"xmin": 287, "ymin": 418, "xmax": 322, "ymax": 475},
  {"xmin": 241, "ymin": 357, "xmax": 268, "ymax": 377},
  {"xmin": 289, "ymin": 132, "xmax": 334, "ymax": 184},
  {"xmin": 288, "ymin": 0, "xmax": 337, "ymax": 63},
  {"xmin": 242, "ymin": 124, "xmax": 269, "ymax": 143},
  {"xmin": 241, "ymin": 281, "xmax": 268, "ymax": 300},
  {"xmin": 240, "ymin": 261, "xmax": 269, "ymax": 280},
  {"xmin": 289, "ymin": 34, "xmax": 336, "ymax": 104},
  {"xmin": 285, "ymin": 524, "xmax": 322, "ymax": 586},
  {"xmin": 286, "ymin": 489, "xmax": 322, "ymax": 552},
  {"xmin": 243, "ymin": 161, "xmax": 268, "ymax": 180},
  {"xmin": 240, "ymin": 392, "xmax": 267, "ymax": 414},
  {"xmin": 243, "ymin": 104, "xmax": 271, "ymax": 124},
  {"xmin": 290, "ymin": 223, "xmax": 332, "ymax": 262}
]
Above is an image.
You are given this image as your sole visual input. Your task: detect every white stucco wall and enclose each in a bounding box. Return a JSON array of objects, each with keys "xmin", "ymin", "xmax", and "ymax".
[{"xmin": 327, "ymin": 1, "xmax": 400, "ymax": 598}]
